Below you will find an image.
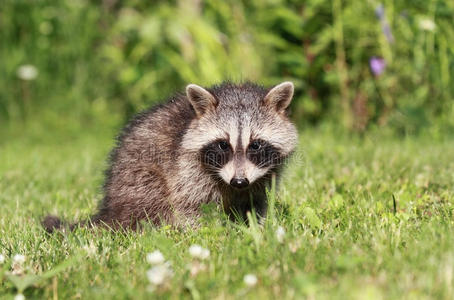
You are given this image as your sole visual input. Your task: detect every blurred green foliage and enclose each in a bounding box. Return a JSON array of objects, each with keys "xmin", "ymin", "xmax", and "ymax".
[{"xmin": 1, "ymin": 0, "xmax": 454, "ymax": 133}]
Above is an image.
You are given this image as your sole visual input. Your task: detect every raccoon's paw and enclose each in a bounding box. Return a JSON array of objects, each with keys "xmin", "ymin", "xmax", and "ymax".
[{"xmin": 42, "ymin": 215, "xmax": 63, "ymax": 233}]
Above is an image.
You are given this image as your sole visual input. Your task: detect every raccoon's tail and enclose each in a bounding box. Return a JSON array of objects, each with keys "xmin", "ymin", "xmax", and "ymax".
[
  {"xmin": 42, "ymin": 215, "xmax": 89, "ymax": 233},
  {"xmin": 42, "ymin": 215, "xmax": 65, "ymax": 233}
]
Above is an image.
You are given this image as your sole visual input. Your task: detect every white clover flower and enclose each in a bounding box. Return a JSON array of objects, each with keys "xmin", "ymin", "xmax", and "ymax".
[
  {"xmin": 0, "ymin": 254, "xmax": 5, "ymax": 264},
  {"xmin": 275, "ymin": 226, "xmax": 286, "ymax": 243},
  {"xmin": 14, "ymin": 294, "xmax": 25, "ymax": 300},
  {"xmin": 146, "ymin": 263, "xmax": 173, "ymax": 286},
  {"xmin": 146, "ymin": 250, "xmax": 165, "ymax": 265},
  {"xmin": 200, "ymin": 248, "xmax": 210, "ymax": 260},
  {"xmin": 419, "ymin": 18, "xmax": 436, "ymax": 32},
  {"xmin": 13, "ymin": 254, "xmax": 26, "ymax": 264},
  {"xmin": 189, "ymin": 245, "xmax": 203, "ymax": 257},
  {"xmin": 16, "ymin": 65, "xmax": 38, "ymax": 81},
  {"xmin": 82, "ymin": 244, "xmax": 96, "ymax": 256},
  {"xmin": 188, "ymin": 245, "xmax": 210, "ymax": 260},
  {"xmin": 243, "ymin": 274, "xmax": 258, "ymax": 287}
]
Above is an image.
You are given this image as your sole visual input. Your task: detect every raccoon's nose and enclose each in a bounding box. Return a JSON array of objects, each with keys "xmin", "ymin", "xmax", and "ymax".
[{"xmin": 230, "ymin": 178, "xmax": 249, "ymax": 189}]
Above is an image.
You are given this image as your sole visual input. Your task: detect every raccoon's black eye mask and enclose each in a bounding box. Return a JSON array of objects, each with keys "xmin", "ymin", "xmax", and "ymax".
[
  {"xmin": 247, "ymin": 139, "xmax": 282, "ymax": 168},
  {"xmin": 200, "ymin": 139, "xmax": 232, "ymax": 168},
  {"xmin": 200, "ymin": 138, "xmax": 283, "ymax": 170}
]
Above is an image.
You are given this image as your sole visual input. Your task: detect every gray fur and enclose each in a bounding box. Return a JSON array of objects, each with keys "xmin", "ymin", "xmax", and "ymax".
[{"xmin": 43, "ymin": 82, "xmax": 298, "ymax": 232}]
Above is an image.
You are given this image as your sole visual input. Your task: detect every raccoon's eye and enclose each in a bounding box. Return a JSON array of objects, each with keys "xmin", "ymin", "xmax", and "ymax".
[
  {"xmin": 218, "ymin": 140, "xmax": 230, "ymax": 151},
  {"xmin": 249, "ymin": 140, "xmax": 262, "ymax": 151}
]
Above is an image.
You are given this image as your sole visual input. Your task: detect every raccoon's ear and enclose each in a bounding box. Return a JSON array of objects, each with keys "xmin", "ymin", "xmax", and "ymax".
[
  {"xmin": 264, "ymin": 81, "xmax": 294, "ymax": 113},
  {"xmin": 186, "ymin": 84, "xmax": 218, "ymax": 117}
]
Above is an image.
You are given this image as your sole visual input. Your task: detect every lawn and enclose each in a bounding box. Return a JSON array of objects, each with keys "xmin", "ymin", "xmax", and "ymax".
[{"xmin": 1, "ymin": 127, "xmax": 453, "ymax": 299}]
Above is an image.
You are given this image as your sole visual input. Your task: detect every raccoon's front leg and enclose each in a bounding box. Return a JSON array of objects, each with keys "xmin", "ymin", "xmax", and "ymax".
[
  {"xmin": 251, "ymin": 191, "xmax": 268, "ymax": 221},
  {"xmin": 227, "ymin": 190, "xmax": 268, "ymax": 222}
]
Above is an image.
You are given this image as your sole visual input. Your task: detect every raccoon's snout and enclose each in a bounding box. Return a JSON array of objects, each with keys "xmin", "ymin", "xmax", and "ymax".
[{"xmin": 230, "ymin": 177, "xmax": 249, "ymax": 189}]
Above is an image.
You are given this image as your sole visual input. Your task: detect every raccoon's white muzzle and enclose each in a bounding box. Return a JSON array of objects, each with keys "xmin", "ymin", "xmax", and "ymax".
[{"xmin": 219, "ymin": 159, "xmax": 269, "ymax": 188}]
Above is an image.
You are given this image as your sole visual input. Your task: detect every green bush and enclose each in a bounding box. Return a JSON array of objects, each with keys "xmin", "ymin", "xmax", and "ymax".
[{"xmin": 1, "ymin": 0, "xmax": 453, "ymax": 133}]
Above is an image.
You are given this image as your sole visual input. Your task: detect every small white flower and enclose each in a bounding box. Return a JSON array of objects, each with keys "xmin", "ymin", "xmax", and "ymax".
[
  {"xmin": 13, "ymin": 254, "xmax": 26, "ymax": 264},
  {"xmin": 16, "ymin": 65, "xmax": 38, "ymax": 81},
  {"xmin": 146, "ymin": 263, "xmax": 173, "ymax": 286},
  {"xmin": 419, "ymin": 18, "xmax": 436, "ymax": 32},
  {"xmin": 275, "ymin": 226, "xmax": 286, "ymax": 243},
  {"xmin": 146, "ymin": 250, "xmax": 165, "ymax": 265},
  {"xmin": 189, "ymin": 245, "xmax": 203, "ymax": 257},
  {"xmin": 82, "ymin": 244, "xmax": 96, "ymax": 256},
  {"xmin": 14, "ymin": 293, "xmax": 25, "ymax": 300},
  {"xmin": 0, "ymin": 254, "xmax": 5, "ymax": 264},
  {"xmin": 189, "ymin": 245, "xmax": 210, "ymax": 260},
  {"xmin": 243, "ymin": 274, "xmax": 258, "ymax": 287},
  {"xmin": 200, "ymin": 248, "xmax": 210, "ymax": 260}
]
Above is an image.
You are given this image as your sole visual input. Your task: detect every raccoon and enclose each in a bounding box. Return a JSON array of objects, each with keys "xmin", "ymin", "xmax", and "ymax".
[{"xmin": 43, "ymin": 81, "xmax": 298, "ymax": 232}]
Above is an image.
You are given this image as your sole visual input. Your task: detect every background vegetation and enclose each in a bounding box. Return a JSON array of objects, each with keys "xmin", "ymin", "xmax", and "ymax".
[{"xmin": 1, "ymin": 0, "xmax": 454, "ymax": 134}]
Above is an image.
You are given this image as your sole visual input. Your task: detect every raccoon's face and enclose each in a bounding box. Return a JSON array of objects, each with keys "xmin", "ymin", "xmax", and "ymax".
[{"xmin": 182, "ymin": 82, "xmax": 298, "ymax": 190}]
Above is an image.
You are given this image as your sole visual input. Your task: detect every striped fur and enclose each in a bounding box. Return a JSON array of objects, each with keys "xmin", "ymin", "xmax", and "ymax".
[{"xmin": 42, "ymin": 82, "xmax": 298, "ymax": 232}]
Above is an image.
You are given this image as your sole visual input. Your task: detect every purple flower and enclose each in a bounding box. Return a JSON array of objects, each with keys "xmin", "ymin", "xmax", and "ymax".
[
  {"xmin": 370, "ymin": 57, "xmax": 386, "ymax": 76},
  {"xmin": 382, "ymin": 23, "xmax": 394, "ymax": 43},
  {"xmin": 375, "ymin": 4, "xmax": 385, "ymax": 20}
]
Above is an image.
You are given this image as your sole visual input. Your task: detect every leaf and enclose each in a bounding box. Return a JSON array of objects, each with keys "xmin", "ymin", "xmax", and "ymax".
[
  {"xmin": 6, "ymin": 256, "xmax": 78, "ymax": 293},
  {"xmin": 5, "ymin": 274, "xmax": 41, "ymax": 293},
  {"xmin": 330, "ymin": 193, "xmax": 344, "ymax": 209},
  {"xmin": 302, "ymin": 207, "xmax": 322, "ymax": 229},
  {"xmin": 41, "ymin": 256, "xmax": 78, "ymax": 279}
]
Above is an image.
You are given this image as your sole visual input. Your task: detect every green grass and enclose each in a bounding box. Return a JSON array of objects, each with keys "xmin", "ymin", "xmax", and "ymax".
[{"xmin": 1, "ymin": 127, "xmax": 454, "ymax": 299}]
